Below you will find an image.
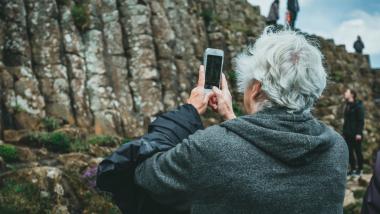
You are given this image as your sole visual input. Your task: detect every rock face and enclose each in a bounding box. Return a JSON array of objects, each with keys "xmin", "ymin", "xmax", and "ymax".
[{"xmin": 0, "ymin": 0, "xmax": 266, "ymax": 138}]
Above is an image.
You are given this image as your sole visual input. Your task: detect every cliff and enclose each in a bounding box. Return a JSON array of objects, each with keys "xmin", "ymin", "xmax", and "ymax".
[
  {"xmin": 0, "ymin": 0, "xmax": 265, "ymax": 138},
  {"xmin": 0, "ymin": 0, "xmax": 379, "ymax": 213}
]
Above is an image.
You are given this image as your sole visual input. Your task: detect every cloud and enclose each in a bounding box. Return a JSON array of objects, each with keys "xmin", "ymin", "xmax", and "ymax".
[
  {"xmin": 331, "ymin": 10, "xmax": 380, "ymax": 55},
  {"xmin": 248, "ymin": 0, "xmax": 272, "ymax": 16},
  {"xmin": 248, "ymin": 1, "xmax": 380, "ymax": 67}
]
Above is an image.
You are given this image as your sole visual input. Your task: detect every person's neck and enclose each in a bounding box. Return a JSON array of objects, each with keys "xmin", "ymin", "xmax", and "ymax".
[{"xmin": 347, "ymin": 98, "xmax": 355, "ymax": 103}]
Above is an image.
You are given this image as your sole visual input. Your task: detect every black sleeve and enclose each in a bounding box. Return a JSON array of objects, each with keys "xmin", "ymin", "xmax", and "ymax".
[
  {"xmin": 361, "ymin": 151, "xmax": 380, "ymax": 212},
  {"xmin": 96, "ymin": 104, "xmax": 203, "ymax": 213},
  {"xmin": 356, "ymin": 104, "xmax": 365, "ymax": 136}
]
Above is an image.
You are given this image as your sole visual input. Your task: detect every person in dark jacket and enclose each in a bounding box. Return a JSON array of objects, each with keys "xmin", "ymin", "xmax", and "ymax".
[
  {"xmin": 343, "ymin": 88, "xmax": 365, "ymax": 176},
  {"xmin": 267, "ymin": 0, "xmax": 280, "ymax": 25},
  {"xmin": 361, "ymin": 149, "xmax": 380, "ymax": 214},
  {"xmin": 133, "ymin": 29, "xmax": 348, "ymax": 213},
  {"xmin": 287, "ymin": 0, "xmax": 299, "ymax": 29},
  {"xmin": 354, "ymin": 36, "xmax": 365, "ymax": 54}
]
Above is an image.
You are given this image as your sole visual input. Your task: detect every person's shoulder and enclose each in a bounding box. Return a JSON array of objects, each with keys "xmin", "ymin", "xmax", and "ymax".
[
  {"xmin": 319, "ymin": 122, "xmax": 348, "ymax": 154},
  {"xmin": 188, "ymin": 124, "xmax": 227, "ymax": 142},
  {"xmin": 355, "ymin": 100, "xmax": 365, "ymax": 109},
  {"xmin": 313, "ymin": 119, "xmax": 346, "ymax": 145}
]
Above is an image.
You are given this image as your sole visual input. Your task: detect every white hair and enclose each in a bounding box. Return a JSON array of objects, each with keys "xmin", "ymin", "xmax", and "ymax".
[{"xmin": 235, "ymin": 27, "xmax": 327, "ymax": 112}]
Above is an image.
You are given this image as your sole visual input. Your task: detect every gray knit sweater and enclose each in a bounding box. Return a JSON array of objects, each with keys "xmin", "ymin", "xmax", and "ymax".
[{"xmin": 135, "ymin": 107, "xmax": 348, "ymax": 214}]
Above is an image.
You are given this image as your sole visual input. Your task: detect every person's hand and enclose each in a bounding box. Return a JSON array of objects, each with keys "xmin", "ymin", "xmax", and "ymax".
[
  {"xmin": 187, "ymin": 65, "xmax": 215, "ymax": 115},
  {"xmin": 210, "ymin": 73, "xmax": 236, "ymax": 120},
  {"xmin": 356, "ymin": 134, "xmax": 362, "ymax": 142}
]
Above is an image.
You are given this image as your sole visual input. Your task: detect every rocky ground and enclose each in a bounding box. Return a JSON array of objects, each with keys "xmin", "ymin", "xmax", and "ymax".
[
  {"xmin": 344, "ymin": 174, "xmax": 373, "ymax": 214},
  {"xmin": 0, "ymin": 127, "xmax": 123, "ymax": 213}
]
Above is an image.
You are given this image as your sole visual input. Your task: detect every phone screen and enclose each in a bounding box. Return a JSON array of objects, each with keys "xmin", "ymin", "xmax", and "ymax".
[{"xmin": 205, "ymin": 55, "xmax": 223, "ymax": 89}]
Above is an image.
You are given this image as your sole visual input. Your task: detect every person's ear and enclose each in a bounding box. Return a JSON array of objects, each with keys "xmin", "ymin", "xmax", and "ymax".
[{"xmin": 249, "ymin": 81, "xmax": 262, "ymax": 100}]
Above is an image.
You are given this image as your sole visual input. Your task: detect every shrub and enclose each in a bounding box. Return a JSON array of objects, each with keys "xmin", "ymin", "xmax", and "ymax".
[
  {"xmin": 71, "ymin": 4, "xmax": 90, "ymax": 31},
  {"xmin": 24, "ymin": 132, "xmax": 71, "ymax": 153},
  {"xmin": 200, "ymin": 9, "xmax": 214, "ymax": 26},
  {"xmin": 0, "ymin": 144, "xmax": 18, "ymax": 162},
  {"xmin": 42, "ymin": 117, "xmax": 61, "ymax": 132},
  {"xmin": 70, "ymin": 139, "xmax": 90, "ymax": 153},
  {"xmin": 47, "ymin": 132, "xmax": 71, "ymax": 152}
]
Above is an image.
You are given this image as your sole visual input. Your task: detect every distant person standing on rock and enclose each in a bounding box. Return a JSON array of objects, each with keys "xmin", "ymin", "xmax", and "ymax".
[
  {"xmin": 354, "ymin": 36, "xmax": 365, "ymax": 54},
  {"xmin": 343, "ymin": 89, "xmax": 365, "ymax": 176},
  {"xmin": 287, "ymin": 0, "xmax": 299, "ymax": 29},
  {"xmin": 266, "ymin": 0, "xmax": 280, "ymax": 25}
]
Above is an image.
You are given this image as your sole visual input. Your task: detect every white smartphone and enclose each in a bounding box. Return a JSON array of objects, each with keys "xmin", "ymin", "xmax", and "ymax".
[{"xmin": 203, "ymin": 48, "xmax": 224, "ymax": 93}]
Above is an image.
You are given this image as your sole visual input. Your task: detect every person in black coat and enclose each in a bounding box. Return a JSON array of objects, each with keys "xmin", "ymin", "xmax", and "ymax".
[
  {"xmin": 361, "ymin": 150, "xmax": 380, "ymax": 214},
  {"xmin": 343, "ymin": 88, "xmax": 365, "ymax": 176},
  {"xmin": 354, "ymin": 36, "xmax": 365, "ymax": 54},
  {"xmin": 287, "ymin": 0, "xmax": 299, "ymax": 29},
  {"xmin": 267, "ymin": 0, "xmax": 280, "ymax": 25}
]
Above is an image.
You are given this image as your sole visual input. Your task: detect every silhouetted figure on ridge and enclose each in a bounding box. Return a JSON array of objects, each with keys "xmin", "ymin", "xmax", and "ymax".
[
  {"xmin": 266, "ymin": 0, "xmax": 280, "ymax": 26},
  {"xmin": 287, "ymin": 0, "xmax": 299, "ymax": 29},
  {"xmin": 354, "ymin": 36, "xmax": 365, "ymax": 54}
]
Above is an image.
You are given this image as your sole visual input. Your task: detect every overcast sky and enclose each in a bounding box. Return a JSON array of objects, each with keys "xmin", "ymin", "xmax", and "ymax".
[{"xmin": 248, "ymin": 0, "xmax": 380, "ymax": 68}]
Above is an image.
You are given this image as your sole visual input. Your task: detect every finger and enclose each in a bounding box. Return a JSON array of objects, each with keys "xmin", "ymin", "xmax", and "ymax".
[
  {"xmin": 221, "ymin": 73, "xmax": 229, "ymax": 91},
  {"xmin": 204, "ymin": 91, "xmax": 215, "ymax": 102},
  {"xmin": 210, "ymin": 96, "xmax": 217, "ymax": 104},
  {"xmin": 212, "ymin": 86, "xmax": 223, "ymax": 98},
  {"xmin": 197, "ymin": 65, "xmax": 205, "ymax": 87},
  {"xmin": 208, "ymin": 99, "xmax": 217, "ymax": 110}
]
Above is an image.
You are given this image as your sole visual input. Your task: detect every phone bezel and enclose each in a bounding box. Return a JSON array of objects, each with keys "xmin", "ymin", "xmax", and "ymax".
[{"xmin": 203, "ymin": 48, "xmax": 224, "ymax": 90}]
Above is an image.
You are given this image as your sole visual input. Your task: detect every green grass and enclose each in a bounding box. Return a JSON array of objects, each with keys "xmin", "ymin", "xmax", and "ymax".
[
  {"xmin": 200, "ymin": 9, "xmax": 213, "ymax": 26},
  {"xmin": 0, "ymin": 144, "xmax": 19, "ymax": 162},
  {"xmin": 24, "ymin": 132, "xmax": 71, "ymax": 153},
  {"xmin": 22, "ymin": 131, "xmax": 124, "ymax": 153},
  {"xmin": 331, "ymin": 71, "xmax": 344, "ymax": 82},
  {"xmin": 0, "ymin": 179, "xmax": 52, "ymax": 213},
  {"xmin": 71, "ymin": 4, "xmax": 90, "ymax": 31},
  {"xmin": 42, "ymin": 117, "xmax": 61, "ymax": 132}
]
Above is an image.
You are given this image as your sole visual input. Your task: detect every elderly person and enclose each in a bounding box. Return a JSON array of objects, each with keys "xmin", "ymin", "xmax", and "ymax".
[{"xmin": 97, "ymin": 29, "xmax": 348, "ymax": 214}]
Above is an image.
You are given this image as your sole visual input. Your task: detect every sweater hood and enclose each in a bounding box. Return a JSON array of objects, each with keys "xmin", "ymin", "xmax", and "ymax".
[{"xmin": 220, "ymin": 107, "xmax": 336, "ymax": 166}]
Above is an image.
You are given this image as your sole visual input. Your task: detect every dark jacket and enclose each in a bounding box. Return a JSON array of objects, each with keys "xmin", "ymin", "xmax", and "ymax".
[
  {"xmin": 135, "ymin": 107, "xmax": 348, "ymax": 213},
  {"xmin": 354, "ymin": 39, "xmax": 365, "ymax": 52},
  {"xmin": 287, "ymin": 0, "xmax": 300, "ymax": 12},
  {"xmin": 361, "ymin": 150, "xmax": 380, "ymax": 214},
  {"xmin": 343, "ymin": 100, "xmax": 365, "ymax": 137},
  {"xmin": 96, "ymin": 104, "xmax": 202, "ymax": 214},
  {"xmin": 267, "ymin": 1, "xmax": 280, "ymax": 22}
]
